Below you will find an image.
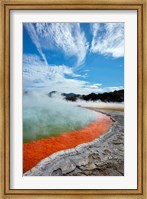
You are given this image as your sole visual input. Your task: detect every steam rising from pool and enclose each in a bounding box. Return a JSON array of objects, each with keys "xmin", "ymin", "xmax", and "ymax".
[{"xmin": 23, "ymin": 93, "xmax": 98, "ymax": 143}]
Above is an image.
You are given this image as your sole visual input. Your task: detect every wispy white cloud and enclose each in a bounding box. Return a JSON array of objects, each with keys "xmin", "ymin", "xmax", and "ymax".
[
  {"xmin": 23, "ymin": 54, "xmax": 79, "ymax": 84},
  {"xmin": 90, "ymin": 23, "xmax": 124, "ymax": 58},
  {"xmin": 24, "ymin": 23, "xmax": 89, "ymax": 66},
  {"xmin": 23, "ymin": 54, "xmax": 123, "ymax": 94},
  {"xmin": 24, "ymin": 24, "xmax": 48, "ymax": 64}
]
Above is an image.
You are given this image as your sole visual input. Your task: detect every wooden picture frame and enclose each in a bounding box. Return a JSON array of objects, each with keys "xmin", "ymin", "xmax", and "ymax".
[{"xmin": 0, "ymin": 0, "xmax": 146, "ymax": 198}]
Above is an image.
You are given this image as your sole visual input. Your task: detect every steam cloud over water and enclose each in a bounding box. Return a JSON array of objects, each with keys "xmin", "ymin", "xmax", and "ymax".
[
  {"xmin": 73, "ymin": 100, "xmax": 124, "ymax": 109},
  {"xmin": 23, "ymin": 93, "xmax": 98, "ymax": 143}
]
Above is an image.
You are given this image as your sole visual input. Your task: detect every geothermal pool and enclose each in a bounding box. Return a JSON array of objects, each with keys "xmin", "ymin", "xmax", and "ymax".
[
  {"xmin": 23, "ymin": 112, "xmax": 112, "ymax": 173},
  {"xmin": 23, "ymin": 94, "xmax": 113, "ymax": 173},
  {"xmin": 23, "ymin": 94, "xmax": 98, "ymax": 143}
]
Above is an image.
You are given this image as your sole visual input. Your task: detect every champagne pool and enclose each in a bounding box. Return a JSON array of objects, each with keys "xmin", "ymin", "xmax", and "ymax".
[
  {"xmin": 23, "ymin": 94, "xmax": 98, "ymax": 143},
  {"xmin": 23, "ymin": 113, "xmax": 112, "ymax": 173},
  {"xmin": 23, "ymin": 94, "xmax": 113, "ymax": 173}
]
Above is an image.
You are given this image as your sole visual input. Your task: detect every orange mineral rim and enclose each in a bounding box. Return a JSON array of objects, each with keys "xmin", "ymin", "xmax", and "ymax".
[{"xmin": 23, "ymin": 112, "xmax": 112, "ymax": 173}]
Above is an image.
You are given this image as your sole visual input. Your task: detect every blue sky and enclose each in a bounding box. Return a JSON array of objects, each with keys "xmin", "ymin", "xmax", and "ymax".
[{"xmin": 23, "ymin": 22, "xmax": 124, "ymax": 94}]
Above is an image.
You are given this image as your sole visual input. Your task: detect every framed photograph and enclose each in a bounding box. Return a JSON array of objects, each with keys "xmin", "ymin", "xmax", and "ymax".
[{"xmin": 0, "ymin": 0, "xmax": 146, "ymax": 198}]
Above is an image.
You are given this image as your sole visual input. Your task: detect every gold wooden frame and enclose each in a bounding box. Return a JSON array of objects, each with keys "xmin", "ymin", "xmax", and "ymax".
[{"xmin": 0, "ymin": 0, "xmax": 146, "ymax": 198}]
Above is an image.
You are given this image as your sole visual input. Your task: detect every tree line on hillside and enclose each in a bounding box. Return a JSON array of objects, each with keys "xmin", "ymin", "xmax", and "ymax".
[{"xmin": 62, "ymin": 89, "xmax": 124, "ymax": 102}]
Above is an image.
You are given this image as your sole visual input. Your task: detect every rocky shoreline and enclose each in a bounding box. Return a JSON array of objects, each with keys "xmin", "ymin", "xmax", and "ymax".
[{"xmin": 24, "ymin": 110, "xmax": 124, "ymax": 176}]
